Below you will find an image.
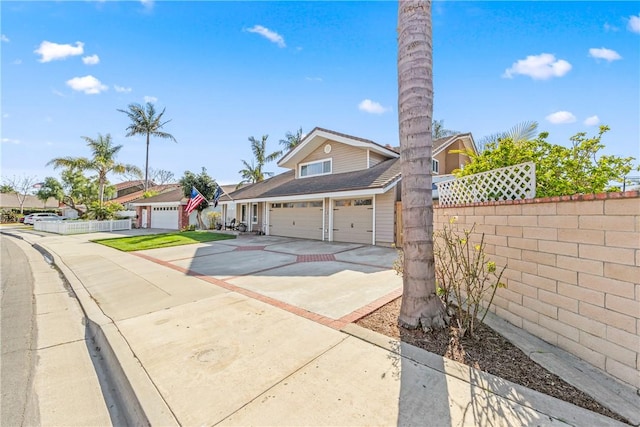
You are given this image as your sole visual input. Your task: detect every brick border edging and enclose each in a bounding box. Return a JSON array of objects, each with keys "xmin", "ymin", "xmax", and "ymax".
[
  {"xmin": 132, "ymin": 252, "xmax": 402, "ymax": 331},
  {"xmin": 435, "ymin": 190, "xmax": 640, "ymax": 209}
]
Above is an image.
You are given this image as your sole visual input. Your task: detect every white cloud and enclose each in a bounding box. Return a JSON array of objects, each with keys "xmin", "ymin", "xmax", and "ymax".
[
  {"xmin": 589, "ymin": 47, "xmax": 622, "ymax": 62},
  {"xmin": 546, "ymin": 111, "xmax": 576, "ymax": 124},
  {"xmin": 35, "ymin": 41, "xmax": 84, "ymax": 62},
  {"xmin": 82, "ymin": 54, "xmax": 100, "ymax": 65},
  {"xmin": 11, "ymin": 59, "xmax": 22, "ymax": 65},
  {"xmin": 246, "ymin": 25, "xmax": 286, "ymax": 48},
  {"xmin": 358, "ymin": 99, "xmax": 389, "ymax": 115},
  {"xmin": 503, "ymin": 53, "xmax": 572, "ymax": 80},
  {"xmin": 604, "ymin": 23, "xmax": 619, "ymax": 32},
  {"xmin": 2, "ymin": 138, "xmax": 21, "ymax": 145},
  {"xmin": 114, "ymin": 85, "xmax": 132, "ymax": 93},
  {"xmin": 305, "ymin": 76, "xmax": 323, "ymax": 82},
  {"xmin": 144, "ymin": 96, "xmax": 158, "ymax": 103},
  {"xmin": 140, "ymin": 0, "xmax": 154, "ymax": 10},
  {"xmin": 66, "ymin": 75, "xmax": 108, "ymax": 94},
  {"xmin": 584, "ymin": 115, "xmax": 600, "ymax": 126},
  {"xmin": 1, "ymin": 34, "xmax": 9, "ymax": 43},
  {"xmin": 628, "ymin": 14, "xmax": 640, "ymax": 33},
  {"xmin": 2, "ymin": 113, "xmax": 9, "ymax": 119}
]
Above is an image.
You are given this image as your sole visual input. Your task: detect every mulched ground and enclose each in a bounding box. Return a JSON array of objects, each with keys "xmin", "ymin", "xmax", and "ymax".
[{"xmin": 355, "ymin": 297, "xmax": 630, "ymax": 425}]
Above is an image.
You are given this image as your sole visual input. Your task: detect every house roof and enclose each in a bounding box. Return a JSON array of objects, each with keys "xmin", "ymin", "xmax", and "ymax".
[
  {"xmin": 114, "ymin": 180, "xmax": 146, "ymax": 191},
  {"xmin": 433, "ymin": 133, "xmax": 477, "ymax": 156},
  {"xmin": 111, "ymin": 184, "xmax": 180, "ymax": 205},
  {"xmin": 0, "ymin": 193, "xmax": 59, "ymax": 209},
  {"xmin": 228, "ymin": 158, "xmax": 400, "ymax": 202},
  {"xmin": 130, "ymin": 186, "xmax": 187, "ymax": 206},
  {"xmin": 278, "ymin": 127, "xmax": 399, "ymax": 170}
]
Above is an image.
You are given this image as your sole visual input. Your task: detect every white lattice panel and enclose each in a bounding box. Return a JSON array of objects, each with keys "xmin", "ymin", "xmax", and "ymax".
[{"xmin": 436, "ymin": 162, "xmax": 536, "ymax": 206}]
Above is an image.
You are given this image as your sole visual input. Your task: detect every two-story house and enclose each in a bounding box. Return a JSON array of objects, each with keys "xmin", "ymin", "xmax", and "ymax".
[{"xmin": 220, "ymin": 127, "xmax": 476, "ymax": 246}]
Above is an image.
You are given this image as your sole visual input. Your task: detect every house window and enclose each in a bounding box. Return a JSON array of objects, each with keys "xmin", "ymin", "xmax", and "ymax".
[
  {"xmin": 251, "ymin": 203, "xmax": 258, "ymax": 224},
  {"xmin": 299, "ymin": 159, "xmax": 331, "ymax": 178},
  {"xmin": 241, "ymin": 205, "xmax": 247, "ymax": 223},
  {"xmin": 432, "ymin": 159, "xmax": 440, "ymax": 174}
]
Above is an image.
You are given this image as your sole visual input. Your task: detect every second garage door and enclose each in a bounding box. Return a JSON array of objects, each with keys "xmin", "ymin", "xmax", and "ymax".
[
  {"xmin": 333, "ymin": 198, "xmax": 373, "ymax": 244},
  {"xmin": 269, "ymin": 201, "xmax": 323, "ymax": 239}
]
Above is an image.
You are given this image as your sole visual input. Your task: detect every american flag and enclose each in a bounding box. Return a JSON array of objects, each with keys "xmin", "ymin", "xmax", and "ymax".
[{"xmin": 185, "ymin": 186, "xmax": 205, "ymax": 215}]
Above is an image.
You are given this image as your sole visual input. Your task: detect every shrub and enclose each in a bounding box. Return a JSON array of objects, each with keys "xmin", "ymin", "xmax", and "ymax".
[{"xmin": 393, "ymin": 220, "xmax": 506, "ymax": 338}]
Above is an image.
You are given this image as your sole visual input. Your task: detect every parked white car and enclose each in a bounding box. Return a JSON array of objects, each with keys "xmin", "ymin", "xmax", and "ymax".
[{"xmin": 24, "ymin": 213, "xmax": 63, "ymax": 225}]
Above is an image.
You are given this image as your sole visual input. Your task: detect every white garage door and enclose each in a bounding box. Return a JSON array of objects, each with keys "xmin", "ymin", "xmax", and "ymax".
[
  {"xmin": 333, "ymin": 198, "xmax": 373, "ymax": 244},
  {"xmin": 151, "ymin": 206, "xmax": 179, "ymax": 229},
  {"xmin": 269, "ymin": 201, "xmax": 323, "ymax": 239}
]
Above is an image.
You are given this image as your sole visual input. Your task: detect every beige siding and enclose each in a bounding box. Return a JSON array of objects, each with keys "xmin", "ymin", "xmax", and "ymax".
[
  {"xmin": 369, "ymin": 151, "xmax": 386, "ymax": 168},
  {"xmin": 434, "ymin": 139, "xmax": 470, "ymax": 175},
  {"xmin": 375, "ymin": 190, "xmax": 396, "ymax": 246},
  {"xmin": 298, "ymin": 141, "xmax": 367, "ymax": 177}
]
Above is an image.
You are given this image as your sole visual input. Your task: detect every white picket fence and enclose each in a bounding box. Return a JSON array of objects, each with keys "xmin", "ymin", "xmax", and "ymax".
[
  {"xmin": 34, "ymin": 219, "xmax": 132, "ymax": 235},
  {"xmin": 436, "ymin": 162, "xmax": 536, "ymax": 206}
]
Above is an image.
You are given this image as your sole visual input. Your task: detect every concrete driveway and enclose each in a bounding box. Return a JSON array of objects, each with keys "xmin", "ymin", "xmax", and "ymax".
[{"xmin": 135, "ymin": 234, "xmax": 402, "ymax": 324}]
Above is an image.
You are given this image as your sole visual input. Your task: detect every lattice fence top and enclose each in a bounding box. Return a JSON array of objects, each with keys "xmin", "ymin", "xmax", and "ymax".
[{"xmin": 436, "ymin": 162, "xmax": 536, "ymax": 206}]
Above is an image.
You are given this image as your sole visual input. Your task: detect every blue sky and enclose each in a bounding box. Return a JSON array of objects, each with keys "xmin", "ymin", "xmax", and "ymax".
[{"xmin": 2, "ymin": 1, "xmax": 639, "ymax": 187}]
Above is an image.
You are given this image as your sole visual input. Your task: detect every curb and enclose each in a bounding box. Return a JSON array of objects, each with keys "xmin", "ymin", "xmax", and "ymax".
[{"xmin": 6, "ymin": 232, "xmax": 178, "ymax": 427}]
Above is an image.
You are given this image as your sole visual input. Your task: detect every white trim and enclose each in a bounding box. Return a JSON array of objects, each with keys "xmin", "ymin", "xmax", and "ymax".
[
  {"xmin": 298, "ymin": 158, "xmax": 332, "ymax": 178},
  {"xmin": 251, "ymin": 203, "xmax": 258, "ymax": 224},
  {"xmin": 130, "ymin": 201, "xmax": 181, "ymax": 207},
  {"xmin": 322, "ymin": 199, "xmax": 326, "ymax": 241},
  {"xmin": 372, "ymin": 194, "xmax": 376, "ymax": 245},
  {"xmin": 367, "ymin": 149, "xmax": 370, "ymax": 168}
]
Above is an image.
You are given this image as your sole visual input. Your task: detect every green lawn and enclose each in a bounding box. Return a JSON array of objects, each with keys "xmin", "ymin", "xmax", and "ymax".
[{"xmin": 93, "ymin": 231, "xmax": 236, "ymax": 251}]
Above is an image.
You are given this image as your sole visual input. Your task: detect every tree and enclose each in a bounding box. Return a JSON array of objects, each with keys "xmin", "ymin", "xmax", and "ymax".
[
  {"xmin": 2, "ymin": 175, "xmax": 38, "ymax": 213},
  {"xmin": 432, "ymin": 119, "xmax": 459, "ymax": 139},
  {"xmin": 0, "ymin": 184, "xmax": 16, "ymax": 193},
  {"xmin": 456, "ymin": 125, "xmax": 636, "ymax": 197},
  {"xmin": 279, "ymin": 127, "xmax": 304, "ymax": 152},
  {"xmin": 149, "ymin": 168, "xmax": 175, "ymax": 186},
  {"xmin": 397, "ymin": 0, "xmax": 447, "ymax": 331},
  {"xmin": 118, "ymin": 102, "xmax": 177, "ymax": 191},
  {"xmin": 37, "ymin": 168, "xmax": 98, "ymax": 217},
  {"xmin": 238, "ymin": 135, "xmax": 281, "ymax": 185},
  {"xmin": 476, "ymin": 120, "xmax": 538, "ymax": 152},
  {"xmin": 179, "ymin": 167, "xmax": 218, "ymax": 229},
  {"xmin": 47, "ymin": 134, "xmax": 141, "ymax": 216}
]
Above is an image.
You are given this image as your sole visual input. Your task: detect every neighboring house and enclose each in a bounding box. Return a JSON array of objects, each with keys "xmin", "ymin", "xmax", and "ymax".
[
  {"xmin": 128, "ymin": 184, "xmax": 186, "ymax": 229},
  {"xmin": 0, "ymin": 193, "xmax": 59, "ymax": 212},
  {"xmin": 220, "ymin": 127, "xmax": 477, "ymax": 246},
  {"xmin": 112, "ymin": 184, "xmax": 178, "ymax": 211},
  {"xmin": 109, "ymin": 180, "xmax": 147, "ymax": 200},
  {"xmin": 431, "ymin": 133, "xmax": 477, "ymax": 197}
]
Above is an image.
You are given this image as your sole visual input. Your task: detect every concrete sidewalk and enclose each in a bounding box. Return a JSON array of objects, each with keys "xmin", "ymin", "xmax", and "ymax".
[{"xmin": 8, "ymin": 228, "xmax": 634, "ymax": 426}]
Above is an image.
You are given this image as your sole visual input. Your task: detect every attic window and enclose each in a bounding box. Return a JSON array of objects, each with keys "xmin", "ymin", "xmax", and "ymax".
[{"xmin": 299, "ymin": 159, "xmax": 331, "ymax": 178}]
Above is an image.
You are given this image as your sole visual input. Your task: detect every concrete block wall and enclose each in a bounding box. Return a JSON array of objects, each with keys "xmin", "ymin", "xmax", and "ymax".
[{"xmin": 434, "ymin": 191, "xmax": 640, "ymax": 389}]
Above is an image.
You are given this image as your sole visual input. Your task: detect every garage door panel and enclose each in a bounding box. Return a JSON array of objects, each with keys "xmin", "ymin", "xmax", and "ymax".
[
  {"xmin": 269, "ymin": 202, "xmax": 323, "ymax": 240},
  {"xmin": 333, "ymin": 199, "xmax": 373, "ymax": 245},
  {"xmin": 151, "ymin": 206, "xmax": 179, "ymax": 230}
]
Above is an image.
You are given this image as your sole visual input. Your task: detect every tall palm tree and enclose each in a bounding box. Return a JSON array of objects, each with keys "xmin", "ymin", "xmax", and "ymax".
[
  {"xmin": 118, "ymin": 102, "xmax": 176, "ymax": 191},
  {"xmin": 47, "ymin": 134, "xmax": 141, "ymax": 207},
  {"xmin": 238, "ymin": 135, "xmax": 280, "ymax": 185},
  {"xmin": 397, "ymin": 0, "xmax": 447, "ymax": 330},
  {"xmin": 279, "ymin": 127, "xmax": 304, "ymax": 152}
]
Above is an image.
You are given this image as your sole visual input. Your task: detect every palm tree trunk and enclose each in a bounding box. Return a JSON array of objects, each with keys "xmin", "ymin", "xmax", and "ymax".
[
  {"xmin": 145, "ymin": 132, "xmax": 150, "ymax": 191},
  {"xmin": 397, "ymin": 0, "xmax": 447, "ymax": 330}
]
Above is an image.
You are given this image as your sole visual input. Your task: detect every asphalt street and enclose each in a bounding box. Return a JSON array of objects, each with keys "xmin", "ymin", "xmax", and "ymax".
[{"xmin": 1, "ymin": 234, "xmax": 39, "ymax": 427}]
